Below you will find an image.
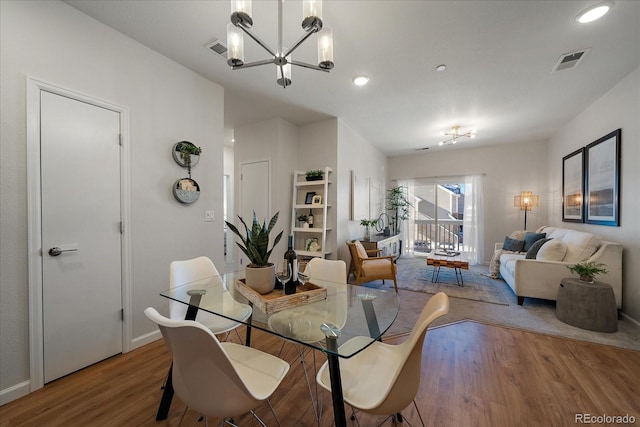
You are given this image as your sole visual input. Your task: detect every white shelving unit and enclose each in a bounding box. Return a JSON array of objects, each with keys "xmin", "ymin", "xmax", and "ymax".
[{"xmin": 291, "ymin": 167, "xmax": 332, "ymax": 258}]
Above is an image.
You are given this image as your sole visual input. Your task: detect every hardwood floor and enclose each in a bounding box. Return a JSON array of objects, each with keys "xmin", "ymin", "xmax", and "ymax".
[{"xmin": 1, "ymin": 321, "xmax": 638, "ymax": 427}]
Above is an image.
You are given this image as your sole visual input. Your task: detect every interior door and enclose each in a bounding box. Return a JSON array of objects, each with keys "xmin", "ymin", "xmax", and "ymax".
[
  {"xmin": 239, "ymin": 160, "xmax": 270, "ymax": 266},
  {"xmin": 41, "ymin": 91, "xmax": 123, "ymax": 383}
]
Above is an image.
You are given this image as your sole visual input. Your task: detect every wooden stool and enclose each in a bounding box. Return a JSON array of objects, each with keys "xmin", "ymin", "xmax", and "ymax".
[{"xmin": 556, "ymin": 278, "xmax": 617, "ymax": 333}]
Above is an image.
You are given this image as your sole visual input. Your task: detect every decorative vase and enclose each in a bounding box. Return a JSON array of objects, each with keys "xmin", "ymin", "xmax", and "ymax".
[
  {"xmin": 302, "ymin": 222, "xmax": 309, "ymax": 228},
  {"xmin": 245, "ymin": 264, "xmax": 276, "ymax": 294},
  {"xmin": 364, "ymin": 226, "xmax": 371, "ymax": 240},
  {"xmin": 579, "ymin": 275, "xmax": 594, "ymax": 284}
]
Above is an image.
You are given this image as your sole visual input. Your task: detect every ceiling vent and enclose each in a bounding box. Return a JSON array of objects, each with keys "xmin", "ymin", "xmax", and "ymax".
[
  {"xmin": 415, "ymin": 147, "xmax": 430, "ymax": 151},
  {"xmin": 205, "ymin": 39, "xmax": 228, "ymax": 59},
  {"xmin": 551, "ymin": 49, "xmax": 590, "ymax": 73}
]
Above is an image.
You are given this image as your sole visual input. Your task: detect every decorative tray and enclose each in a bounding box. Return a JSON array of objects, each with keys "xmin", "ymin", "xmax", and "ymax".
[{"xmin": 236, "ymin": 279, "xmax": 327, "ymax": 314}]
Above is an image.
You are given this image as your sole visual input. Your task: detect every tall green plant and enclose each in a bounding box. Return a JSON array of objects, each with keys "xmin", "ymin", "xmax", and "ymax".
[
  {"xmin": 386, "ymin": 186, "xmax": 412, "ymax": 234},
  {"xmin": 225, "ymin": 211, "xmax": 283, "ymax": 267}
]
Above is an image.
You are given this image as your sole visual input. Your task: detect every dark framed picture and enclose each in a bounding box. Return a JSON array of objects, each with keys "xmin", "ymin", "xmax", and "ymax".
[
  {"xmin": 585, "ymin": 129, "xmax": 621, "ymax": 226},
  {"xmin": 562, "ymin": 148, "xmax": 584, "ymax": 223},
  {"xmin": 304, "ymin": 191, "xmax": 316, "ymax": 204}
]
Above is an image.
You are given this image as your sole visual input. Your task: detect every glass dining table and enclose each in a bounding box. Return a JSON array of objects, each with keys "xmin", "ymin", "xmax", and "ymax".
[{"xmin": 156, "ymin": 270, "xmax": 400, "ymax": 427}]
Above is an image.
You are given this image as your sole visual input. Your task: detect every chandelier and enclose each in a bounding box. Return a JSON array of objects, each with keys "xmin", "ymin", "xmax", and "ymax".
[
  {"xmin": 226, "ymin": 0, "xmax": 334, "ymax": 88},
  {"xmin": 439, "ymin": 125, "xmax": 477, "ymax": 145}
]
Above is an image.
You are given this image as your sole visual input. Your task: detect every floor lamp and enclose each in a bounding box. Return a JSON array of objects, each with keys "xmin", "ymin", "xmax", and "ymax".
[{"xmin": 514, "ymin": 191, "xmax": 539, "ymax": 230}]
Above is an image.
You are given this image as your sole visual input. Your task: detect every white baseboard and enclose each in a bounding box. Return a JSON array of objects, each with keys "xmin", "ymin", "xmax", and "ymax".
[
  {"xmin": 131, "ymin": 329, "xmax": 161, "ymax": 350},
  {"xmin": 0, "ymin": 380, "xmax": 30, "ymax": 406},
  {"xmin": 621, "ymin": 312, "xmax": 640, "ymax": 327}
]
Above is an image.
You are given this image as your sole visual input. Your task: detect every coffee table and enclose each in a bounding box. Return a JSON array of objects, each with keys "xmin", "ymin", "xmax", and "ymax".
[{"xmin": 426, "ymin": 251, "xmax": 469, "ymax": 286}]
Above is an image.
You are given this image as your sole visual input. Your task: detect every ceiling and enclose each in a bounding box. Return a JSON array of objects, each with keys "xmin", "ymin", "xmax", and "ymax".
[{"xmin": 64, "ymin": 0, "xmax": 640, "ymax": 156}]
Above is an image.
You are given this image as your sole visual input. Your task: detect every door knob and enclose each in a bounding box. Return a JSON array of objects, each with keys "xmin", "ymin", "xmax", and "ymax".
[{"xmin": 48, "ymin": 247, "xmax": 78, "ymax": 257}]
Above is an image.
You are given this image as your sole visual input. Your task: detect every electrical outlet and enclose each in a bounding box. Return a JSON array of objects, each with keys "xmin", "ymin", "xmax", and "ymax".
[{"xmin": 205, "ymin": 210, "xmax": 215, "ymax": 222}]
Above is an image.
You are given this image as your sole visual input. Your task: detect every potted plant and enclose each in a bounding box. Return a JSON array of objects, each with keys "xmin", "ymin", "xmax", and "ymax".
[
  {"xmin": 567, "ymin": 261, "xmax": 608, "ymax": 283},
  {"xmin": 297, "ymin": 213, "xmax": 309, "ymax": 228},
  {"xmin": 176, "ymin": 141, "xmax": 202, "ymax": 177},
  {"xmin": 305, "ymin": 169, "xmax": 324, "ymax": 181},
  {"xmin": 225, "ymin": 211, "xmax": 283, "ymax": 294},
  {"xmin": 360, "ymin": 219, "xmax": 378, "ymax": 240},
  {"xmin": 386, "ymin": 186, "xmax": 412, "ymax": 235}
]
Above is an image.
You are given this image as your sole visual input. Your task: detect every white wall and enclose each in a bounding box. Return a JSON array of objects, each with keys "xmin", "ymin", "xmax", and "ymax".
[
  {"xmin": 547, "ymin": 67, "xmax": 640, "ymax": 322},
  {"xmin": 337, "ymin": 120, "xmax": 389, "ymax": 264},
  {"xmin": 232, "ymin": 118, "xmax": 298, "ymax": 266},
  {"xmin": 298, "ymin": 119, "xmax": 339, "ymax": 258},
  {"xmin": 0, "ymin": 0, "xmax": 225, "ymax": 400},
  {"xmin": 388, "ymin": 140, "xmax": 549, "ymax": 264}
]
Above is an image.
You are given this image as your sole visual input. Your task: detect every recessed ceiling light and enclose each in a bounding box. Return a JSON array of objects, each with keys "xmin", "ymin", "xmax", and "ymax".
[
  {"xmin": 352, "ymin": 75, "xmax": 369, "ymax": 86},
  {"xmin": 435, "ymin": 64, "xmax": 447, "ymax": 72},
  {"xmin": 575, "ymin": 1, "xmax": 614, "ymax": 23}
]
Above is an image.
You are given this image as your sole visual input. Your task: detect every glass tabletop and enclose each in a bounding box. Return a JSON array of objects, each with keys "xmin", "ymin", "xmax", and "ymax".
[{"xmin": 160, "ymin": 270, "xmax": 400, "ymax": 358}]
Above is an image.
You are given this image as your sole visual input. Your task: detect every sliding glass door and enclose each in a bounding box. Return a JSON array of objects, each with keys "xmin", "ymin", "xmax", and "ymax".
[{"xmin": 399, "ymin": 175, "xmax": 484, "ymax": 264}]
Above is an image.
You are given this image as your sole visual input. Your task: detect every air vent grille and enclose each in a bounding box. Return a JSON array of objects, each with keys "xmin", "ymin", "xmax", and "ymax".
[
  {"xmin": 206, "ymin": 39, "xmax": 227, "ymax": 58},
  {"xmin": 552, "ymin": 49, "xmax": 590, "ymax": 73}
]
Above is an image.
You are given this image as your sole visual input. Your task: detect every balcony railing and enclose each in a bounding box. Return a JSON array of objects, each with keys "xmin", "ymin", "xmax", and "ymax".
[{"xmin": 412, "ymin": 219, "xmax": 463, "ymax": 252}]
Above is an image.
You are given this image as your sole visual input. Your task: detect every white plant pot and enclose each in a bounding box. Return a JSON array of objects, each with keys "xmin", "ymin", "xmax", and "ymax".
[
  {"xmin": 245, "ymin": 264, "xmax": 276, "ymax": 294},
  {"xmin": 302, "ymin": 222, "xmax": 309, "ymax": 228}
]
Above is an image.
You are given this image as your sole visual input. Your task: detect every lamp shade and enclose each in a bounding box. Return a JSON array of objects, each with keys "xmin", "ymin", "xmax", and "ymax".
[
  {"xmin": 226, "ymin": 23, "xmax": 244, "ymax": 66},
  {"xmin": 303, "ymin": 0, "xmax": 322, "ymax": 21},
  {"xmin": 514, "ymin": 191, "xmax": 539, "ymax": 211},
  {"xmin": 231, "ymin": 0, "xmax": 252, "ymax": 17},
  {"xmin": 317, "ymin": 27, "xmax": 334, "ymax": 69},
  {"xmin": 276, "ymin": 53, "xmax": 292, "ymax": 87}
]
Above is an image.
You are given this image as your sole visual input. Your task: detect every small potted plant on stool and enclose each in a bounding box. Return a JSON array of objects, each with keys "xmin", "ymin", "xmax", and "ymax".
[{"xmin": 567, "ymin": 260, "xmax": 608, "ymax": 283}]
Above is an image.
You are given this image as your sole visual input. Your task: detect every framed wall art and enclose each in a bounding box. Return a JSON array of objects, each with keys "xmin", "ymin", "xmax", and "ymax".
[
  {"xmin": 584, "ymin": 129, "xmax": 621, "ymax": 226},
  {"xmin": 304, "ymin": 191, "xmax": 316, "ymax": 204},
  {"xmin": 562, "ymin": 148, "xmax": 584, "ymax": 222}
]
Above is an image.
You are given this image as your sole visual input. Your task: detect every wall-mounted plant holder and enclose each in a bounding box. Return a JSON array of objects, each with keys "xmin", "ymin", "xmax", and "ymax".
[
  {"xmin": 172, "ymin": 141, "xmax": 202, "ymax": 204},
  {"xmin": 173, "ymin": 178, "xmax": 200, "ymax": 204},
  {"xmin": 172, "ymin": 141, "xmax": 201, "ymax": 171}
]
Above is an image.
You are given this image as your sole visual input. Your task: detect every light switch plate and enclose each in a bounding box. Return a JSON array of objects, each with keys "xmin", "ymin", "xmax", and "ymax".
[{"xmin": 205, "ymin": 210, "xmax": 215, "ymax": 222}]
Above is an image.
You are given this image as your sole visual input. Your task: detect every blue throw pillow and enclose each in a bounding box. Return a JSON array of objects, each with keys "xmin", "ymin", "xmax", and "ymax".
[
  {"xmin": 523, "ymin": 232, "xmax": 547, "ymax": 252},
  {"xmin": 525, "ymin": 237, "xmax": 552, "ymax": 259},
  {"xmin": 503, "ymin": 236, "xmax": 525, "ymax": 252}
]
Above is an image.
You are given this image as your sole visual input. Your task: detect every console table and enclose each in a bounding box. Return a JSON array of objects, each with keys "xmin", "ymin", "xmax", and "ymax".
[{"xmin": 556, "ymin": 278, "xmax": 617, "ymax": 333}]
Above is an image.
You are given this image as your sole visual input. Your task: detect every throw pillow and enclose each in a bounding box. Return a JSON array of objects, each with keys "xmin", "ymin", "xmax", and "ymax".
[
  {"xmin": 525, "ymin": 237, "xmax": 552, "ymax": 259},
  {"xmin": 536, "ymin": 238, "xmax": 567, "ymax": 261},
  {"xmin": 502, "ymin": 236, "xmax": 525, "ymax": 252},
  {"xmin": 523, "ymin": 232, "xmax": 547, "ymax": 252}
]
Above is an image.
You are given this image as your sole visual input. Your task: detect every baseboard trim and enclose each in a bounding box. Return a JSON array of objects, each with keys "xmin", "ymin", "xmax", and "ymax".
[
  {"xmin": 621, "ymin": 312, "xmax": 640, "ymax": 327},
  {"xmin": 0, "ymin": 380, "xmax": 30, "ymax": 406},
  {"xmin": 131, "ymin": 330, "xmax": 161, "ymax": 350}
]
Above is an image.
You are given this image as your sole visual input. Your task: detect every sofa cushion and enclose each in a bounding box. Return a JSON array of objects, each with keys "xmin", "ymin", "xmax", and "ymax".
[
  {"xmin": 503, "ymin": 236, "xmax": 525, "ymax": 252},
  {"xmin": 523, "ymin": 232, "xmax": 547, "ymax": 251},
  {"xmin": 525, "ymin": 237, "xmax": 552, "ymax": 259},
  {"xmin": 536, "ymin": 238, "xmax": 567, "ymax": 261},
  {"xmin": 561, "ymin": 230, "xmax": 601, "ymax": 263},
  {"xmin": 547, "ymin": 227, "xmax": 568, "ymax": 240},
  {"xmin": 501, "ymin": 252, "xmax": 524, "ymax": 271}
]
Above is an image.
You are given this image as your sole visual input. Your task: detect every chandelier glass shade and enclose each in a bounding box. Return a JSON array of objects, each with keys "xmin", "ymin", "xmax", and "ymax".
[
  {"xmin": 226, "ymin": 0, "xmax": 334, "ymax": 88},
  {"xmin": 439, "ymin": 125, "xmax": 477, "ymax": 145}
]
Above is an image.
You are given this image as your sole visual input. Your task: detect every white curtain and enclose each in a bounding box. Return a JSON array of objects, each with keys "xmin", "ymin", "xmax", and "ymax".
[{"xmin": 463, "ymin": 174, "xmax": 485, "ymax": 265}]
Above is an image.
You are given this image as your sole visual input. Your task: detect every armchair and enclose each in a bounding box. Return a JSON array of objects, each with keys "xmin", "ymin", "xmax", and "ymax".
[{"xmin": 347, "ymin": 240, "xmax": 398, "ymax": 292}]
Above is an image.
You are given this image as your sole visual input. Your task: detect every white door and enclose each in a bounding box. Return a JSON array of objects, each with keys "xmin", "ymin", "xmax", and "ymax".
[
  {"xmin": 239, "ymin": 160, "xmax": 270, "ymax": 265},
  {"xmin": 41, "ymin": 91, "xmax": 123, "ymax": 383}
]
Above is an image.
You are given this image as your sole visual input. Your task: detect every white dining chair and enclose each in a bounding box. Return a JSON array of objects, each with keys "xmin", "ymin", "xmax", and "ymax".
[
  {"xmin": 316, "ymin": 292, "xmax": 450, "ymax": 426},
  {"xmin": 170, "ymin": 256, "xmax": 251, "ymax": 343},
  {"xmin": 145, "ymin": 307, "xmax": 290, "ymax": 426},
  {"xmin": 269, "ymin": 257, "xmax": 348, "ymax": 424}
]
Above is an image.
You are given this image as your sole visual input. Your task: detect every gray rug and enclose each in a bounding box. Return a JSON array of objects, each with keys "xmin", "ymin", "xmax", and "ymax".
[
  {"xmin": 357, "ymin": 256, "xmax": 640, "ymax": 351},
  {"xmin": 394, "ymin": 257, "xmax": 511, "ymax": 306}
]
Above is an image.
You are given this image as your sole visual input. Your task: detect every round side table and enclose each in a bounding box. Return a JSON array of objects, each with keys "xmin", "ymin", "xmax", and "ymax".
[{"xmin": 556, "ymin": 278, "xmax": 617, "ymax": 333}]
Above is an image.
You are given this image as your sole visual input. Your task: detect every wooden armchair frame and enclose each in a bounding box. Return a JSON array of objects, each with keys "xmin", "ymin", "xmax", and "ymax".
[{"xmin": 347, "ymin": 240, "xmax": 398, "ymax": 293}]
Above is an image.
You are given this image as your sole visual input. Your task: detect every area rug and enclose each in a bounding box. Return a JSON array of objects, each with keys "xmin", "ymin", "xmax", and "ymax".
[
  {"xmin": 394, "ymin": 257, "xmax": 512, "ymax": 306},
  {"xmin": 356, "ymin": 256, "xmax": 640, "ymax": 351}
]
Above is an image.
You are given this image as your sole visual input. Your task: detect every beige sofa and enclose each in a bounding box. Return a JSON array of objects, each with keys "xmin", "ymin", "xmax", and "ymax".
[{"xmin": 495, "ymin": 226, "xmax": 623, "ymax": 308}]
